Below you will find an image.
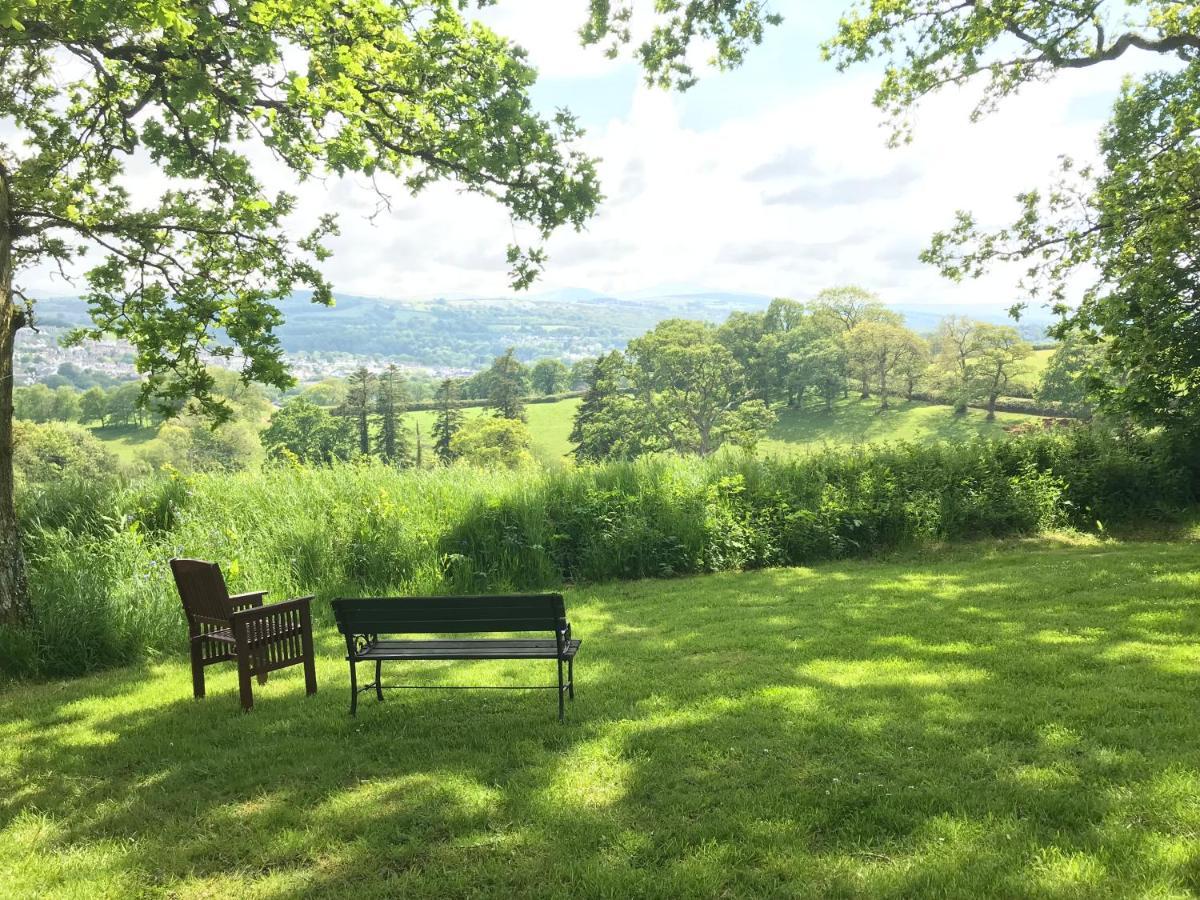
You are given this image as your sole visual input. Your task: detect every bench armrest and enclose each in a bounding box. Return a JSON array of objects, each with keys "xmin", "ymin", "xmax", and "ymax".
[
  {"xmin": 556, "ymin": 620, "xmax": 572, "ymax": 655},
  {"xmin": 229, "ymin": 591, "xmax": 268, "ymax": 611}
]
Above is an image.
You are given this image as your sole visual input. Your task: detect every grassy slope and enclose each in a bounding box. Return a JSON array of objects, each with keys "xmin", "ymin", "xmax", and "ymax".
[
  {"xmin": 408, "ymin": 397, "xmax": 581, "ymax": 466},
  {"xmin": 88, "ymin": 424, "xmax": 158, "ymax": 464},
  {"xmin": 81, "ymin": 348, "xmax": 1057, "ymax": 467},
  {"xmin": 759, "ymin": 397, "xmax": 1036, "ymax": 457},
  {"xmin": 4, "ymin": 534, "xmax": 1200, "ymax": 898},
  {"xmin": 1020, "ymin": 347, "xmax": 1055, "ymax": 383}
]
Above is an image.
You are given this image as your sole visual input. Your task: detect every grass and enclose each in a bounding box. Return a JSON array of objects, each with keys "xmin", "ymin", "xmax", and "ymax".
[
  {"xmin": 88, "ymin": 424, "xmax": 159, "ymax": 464},
  {"xmin": 396, "ymin": 397, "xmax": 581, "ymax": 466},
  {"xmin": 4, "ymin": 533, "xmax": 1200, "ymax": 897},
  {"xmin": 758, "ymin": 396, "xmax": 1036, "ymax": 456},
  {"xmin": 1019, "ymin": 347, "xmax": 1056, "ymax": 384}
]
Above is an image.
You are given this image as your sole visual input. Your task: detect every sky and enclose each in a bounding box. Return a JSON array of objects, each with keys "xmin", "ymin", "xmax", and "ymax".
[{"xmin": 21, "ymin": 0, "xmax": 1155, "ymax": 313}]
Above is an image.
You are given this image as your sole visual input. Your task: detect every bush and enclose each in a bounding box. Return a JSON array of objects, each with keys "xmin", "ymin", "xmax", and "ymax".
[
  {"xmin": 3, "ymin": 426, "xmax": 1195, "ymax": 679},
  {"xmin": 13, "ymin": 420, "xmax": 120, "ymax": 486}
]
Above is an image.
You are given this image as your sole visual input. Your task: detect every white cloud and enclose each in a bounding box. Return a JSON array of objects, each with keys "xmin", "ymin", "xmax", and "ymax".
[{"xmin": 17, "ymin": 0, "xmax": 1149, "ymax": 318}]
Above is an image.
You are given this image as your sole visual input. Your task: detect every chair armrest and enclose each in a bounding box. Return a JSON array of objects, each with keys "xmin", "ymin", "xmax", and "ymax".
[
  {"xmin": 229, "ymin": 591, "xmax": 268, "ymax": 611},
  {"xmin": 230, "ymin": 596, "xmax": 314, "ymax": 642}
]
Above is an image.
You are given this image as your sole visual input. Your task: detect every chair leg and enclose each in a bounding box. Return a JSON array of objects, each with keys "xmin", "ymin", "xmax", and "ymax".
[
  {"xmin": 348, "ymin": 660, "xmax": 359, "ymax": 716},
  {"xmin": 568, "ymin": 658, "xmax": 575, "ymax": 700},
  {"xmin": 189, "ymin": 638, "xmax": 206, "ymax": 699},
  {"xmin": 257, "ymin": 670, "xmax": 269, "ymax": 686},
  {"xmin": 301, "ymin": 611, "xmax": 317, "ymax": 697},
  {"xmin": 375, "ymin": 659, "xmax": 384, "ymax": 702},
  {"xmin": 303, "ymin": 653, "xmax": 318, "ymax": 697},
  {"xmin": 237, "ymin": 651, "xmax": 254, "ymax": 712}
]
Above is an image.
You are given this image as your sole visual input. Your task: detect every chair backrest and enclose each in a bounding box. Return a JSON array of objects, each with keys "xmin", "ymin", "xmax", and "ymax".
[
  {"xmin": 332, "ymin": 594, "xmax": 567, "ymax": 637},
  {"xmin": 170, "ymin": 558, "xmax": 233, "ymax": 627}
]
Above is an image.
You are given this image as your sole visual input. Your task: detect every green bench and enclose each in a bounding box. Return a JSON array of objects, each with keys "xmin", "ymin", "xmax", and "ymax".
[{"xmin": 331, "ymin": 594, "xmax": 581, "ymax": 721}]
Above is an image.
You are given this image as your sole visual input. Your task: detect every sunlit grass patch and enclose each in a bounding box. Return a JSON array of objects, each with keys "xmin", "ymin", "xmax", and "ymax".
[{"xmin": 3, "ymin": 536, "xmax": 1200, "ymax": 897}]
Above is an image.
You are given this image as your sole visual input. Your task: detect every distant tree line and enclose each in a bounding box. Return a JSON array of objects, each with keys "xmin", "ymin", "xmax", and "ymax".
[
  {"xmin": 567, "ymin": 286, "xmax": 1094, "ymax": 464},
  {"xmin": 18, "ymin": 295, "xmax": 1099, "ymax": 475}
]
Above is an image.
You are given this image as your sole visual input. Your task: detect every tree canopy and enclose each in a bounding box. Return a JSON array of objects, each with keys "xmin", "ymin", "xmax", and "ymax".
[
  {"xmin": 0, "ymin": 0, "xmax": 608, "ymax": 623},
  {"xmin": 821, "ymin": 1, "xmax": 1200, "ymax": 430}
]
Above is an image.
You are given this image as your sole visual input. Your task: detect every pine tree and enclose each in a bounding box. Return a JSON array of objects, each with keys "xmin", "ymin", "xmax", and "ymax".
[
  {"xmin": 339, "ymin": 367, "xmax": 375, "ymax": 456},
  {"xmin": 432, "ymin": 378, "xmax": 465, "ymax": 464},
  {"xmin": 569, "ymin": 351, "xmax": 641, "ymax": 462},
  {"xmin": 374, "ymin": 364, "xmax": 411, "ymax": 465},
  {"xmin": 485, "ymin": 348, "xmax": 528, "ymax": 421}
]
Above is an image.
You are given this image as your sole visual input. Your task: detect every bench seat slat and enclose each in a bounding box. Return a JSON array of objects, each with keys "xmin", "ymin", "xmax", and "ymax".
[
  {"xmin": 338, "ymin": 619, "xmax": 563, "ymax": 633},
  {"xmin": 355, "ymin": 638, "xmax": 581, "ymax": 661}
]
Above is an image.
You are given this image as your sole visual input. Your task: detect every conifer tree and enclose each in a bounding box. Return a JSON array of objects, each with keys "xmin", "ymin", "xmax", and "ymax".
[
  {"xmin": 432, "ymin": 379, "xmax": 465, "ymax": 464},
  {"xmin": 374, "ymin": 365, "xmax": 411, "ymax": 465}
]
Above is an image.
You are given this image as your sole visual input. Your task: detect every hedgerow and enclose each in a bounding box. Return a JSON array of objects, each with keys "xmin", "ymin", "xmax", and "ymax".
[{"xmin": 2, "ymin": 426, "xmax": 1193, "ymax": 678}]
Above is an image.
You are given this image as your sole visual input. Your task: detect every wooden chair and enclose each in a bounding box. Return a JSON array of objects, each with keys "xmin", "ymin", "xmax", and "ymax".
[{"xmin": 170, "ymin": 558, "xmax": 317, "ymax": 711}]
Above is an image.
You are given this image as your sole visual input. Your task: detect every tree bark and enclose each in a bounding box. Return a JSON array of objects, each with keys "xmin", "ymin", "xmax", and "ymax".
[
  {"xmin": 0, "ymin": 162, "xmax": 31, "ymax": 627},
  {"xmin": 986, "ymin": 393, "xmax": 998, "ymax": 421}
]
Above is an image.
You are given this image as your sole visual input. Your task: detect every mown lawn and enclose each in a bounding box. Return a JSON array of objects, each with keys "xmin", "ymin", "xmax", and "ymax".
[{"xmin": 3, "ymin": 535, "xmax": 1200, "ymax": 898}]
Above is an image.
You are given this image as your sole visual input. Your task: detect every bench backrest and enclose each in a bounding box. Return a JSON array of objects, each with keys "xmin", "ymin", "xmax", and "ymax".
[{"xmin": 332, "ymin": 594, "xmax": 567, "ymax": 636}]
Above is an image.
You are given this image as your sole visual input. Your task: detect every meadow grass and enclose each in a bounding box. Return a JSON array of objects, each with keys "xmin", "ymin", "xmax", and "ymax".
[
  {"xmin": 3, "ymin": 534, "xmax": 1200, "ymax": 897},
  {"xmin": 10, "ymin": 426, "xmax": 1191, "ymax": 680}
]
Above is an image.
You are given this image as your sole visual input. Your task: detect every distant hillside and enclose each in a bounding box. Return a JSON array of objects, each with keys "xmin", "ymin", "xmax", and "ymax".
[{"xmin": 22, "ymin": 290, "xmax": 1050, "ymax": 372}]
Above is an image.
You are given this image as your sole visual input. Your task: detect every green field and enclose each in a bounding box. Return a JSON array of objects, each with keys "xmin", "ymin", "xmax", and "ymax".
[
  {"xmin": 88, "ymin": 424, "xmax": 159, "ymax": 464},
  {"xmin": 758, "ymin": 397, "xmax": 1038, "ymax": 456},
  {"xmin": 409, "ymin": 397, "xmax": 582, "ymax": 466},
  {"xmin": 1021, "ymin": 347, "xmax": 1056, "ymax": 381},
  {"xmin": 4, "ymin": 533, "xmax": 1200, "ymax": 897}
]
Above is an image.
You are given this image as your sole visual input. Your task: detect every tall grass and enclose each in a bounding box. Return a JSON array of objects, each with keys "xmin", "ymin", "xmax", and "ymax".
[{"xmin": 3, "ymin": 426, "xmax": 1195, "ymax": 678}]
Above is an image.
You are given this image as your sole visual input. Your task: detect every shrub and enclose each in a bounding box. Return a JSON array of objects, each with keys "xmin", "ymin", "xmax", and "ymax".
[{"xmin": 3, "ymin": 426, "xmax": 1194, "ymax": 679}]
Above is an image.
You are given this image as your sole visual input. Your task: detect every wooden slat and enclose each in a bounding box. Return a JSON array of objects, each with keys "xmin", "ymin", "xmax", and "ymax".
[{"xmin": 354, "ymin": 638, "xmax": 582, "ymax": 661}]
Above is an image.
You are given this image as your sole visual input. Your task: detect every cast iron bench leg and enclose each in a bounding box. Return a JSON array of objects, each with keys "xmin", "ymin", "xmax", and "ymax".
[
  {"xmin": 349, "ymin": 658, "xmax": 359, "ymax": 716},
  {"xmin": 568, "ymin": 657, "xmax": 574, "ymax": 700},
  {"xmin": 375, "ymin": 659, "xmax": 384, "ymax": 702},
  {"xmin": 557, "ymin": 658, "xmax": 565, "ymax": 722}
]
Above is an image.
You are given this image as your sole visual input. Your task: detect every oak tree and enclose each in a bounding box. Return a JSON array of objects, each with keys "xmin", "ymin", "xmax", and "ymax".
[{"xmin": 0, "ymin": 0, "xmax": 601, "ymax": 624}]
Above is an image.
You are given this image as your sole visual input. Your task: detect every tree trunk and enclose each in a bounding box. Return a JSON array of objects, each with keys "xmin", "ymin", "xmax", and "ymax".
[
  {"xmin": 0, "ymin": 163, "xmax": 30, "ymax": 627},
  {"xmin": 878, "ymin": 367, "xmax": 890, "ymax": 411},
  {"xmin": 986, "ymin": 393, "xmax": 997, "ymax": 421}
]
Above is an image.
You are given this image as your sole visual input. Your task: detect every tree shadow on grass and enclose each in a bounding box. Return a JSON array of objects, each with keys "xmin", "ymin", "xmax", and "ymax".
[{"xmin": 3, "ymin": 540, "xmax": 1200, "ymax": 897}]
